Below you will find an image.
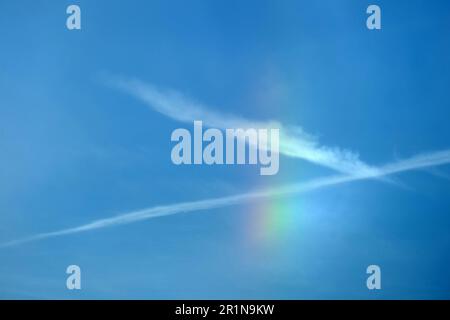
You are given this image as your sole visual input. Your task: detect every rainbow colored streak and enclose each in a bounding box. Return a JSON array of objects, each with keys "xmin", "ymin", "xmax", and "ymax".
[{"xmin": 245, "ymin": 196, "xmax": 304, "ymax": 252}]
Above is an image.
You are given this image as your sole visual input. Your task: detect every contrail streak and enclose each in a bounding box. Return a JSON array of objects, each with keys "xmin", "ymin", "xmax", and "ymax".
[
  {"xmin": 2, "ymin": 149, "xmax": 450, "ymax": 248},
  {"xmin": 110, "ymin": 78, "xmax": 379, "ymax": 176}
]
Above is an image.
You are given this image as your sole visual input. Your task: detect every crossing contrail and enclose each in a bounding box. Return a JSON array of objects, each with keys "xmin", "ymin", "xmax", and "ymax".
[{"xmin": 2, "ymin": 149, "xmax": 450, "ymax": 248}]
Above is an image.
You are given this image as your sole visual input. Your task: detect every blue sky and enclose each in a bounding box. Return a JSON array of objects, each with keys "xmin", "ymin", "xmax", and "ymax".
[{"xmin": 1, "ymin": 0, "xmax": 450, "ymax": 299}]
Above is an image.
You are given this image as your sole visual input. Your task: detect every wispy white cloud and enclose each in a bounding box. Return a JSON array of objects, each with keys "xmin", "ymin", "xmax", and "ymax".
[
  {"xmin": 3, "ymin": 78, "xmax": 447, "ymax": 248},
  {"xmin": 2, "ymin": 149, "xmax": 450, "ymax": 248},
  {"xmin": 111, "ymin": 78, "xmax": 379, "ymax": 176}
]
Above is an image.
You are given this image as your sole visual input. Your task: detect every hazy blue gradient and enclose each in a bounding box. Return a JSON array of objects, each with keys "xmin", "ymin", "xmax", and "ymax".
[{"xmin": 1, "ymin": 0, "xmax": 450, "ymax": 299}]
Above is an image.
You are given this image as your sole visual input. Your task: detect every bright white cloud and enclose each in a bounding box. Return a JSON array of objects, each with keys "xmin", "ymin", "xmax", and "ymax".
[{"xmin": 112, "ymin": 78, "xmax": 378, "ymax": 176}]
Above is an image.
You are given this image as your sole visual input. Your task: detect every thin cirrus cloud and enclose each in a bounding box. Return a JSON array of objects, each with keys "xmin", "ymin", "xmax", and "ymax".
[
  {"xmin": 2, "ymin": 149, "xmax": 450, "ymax": 248},
  {"xmin": 110, "ymin": 77, "xmax": 380, "ymax": 176}
]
